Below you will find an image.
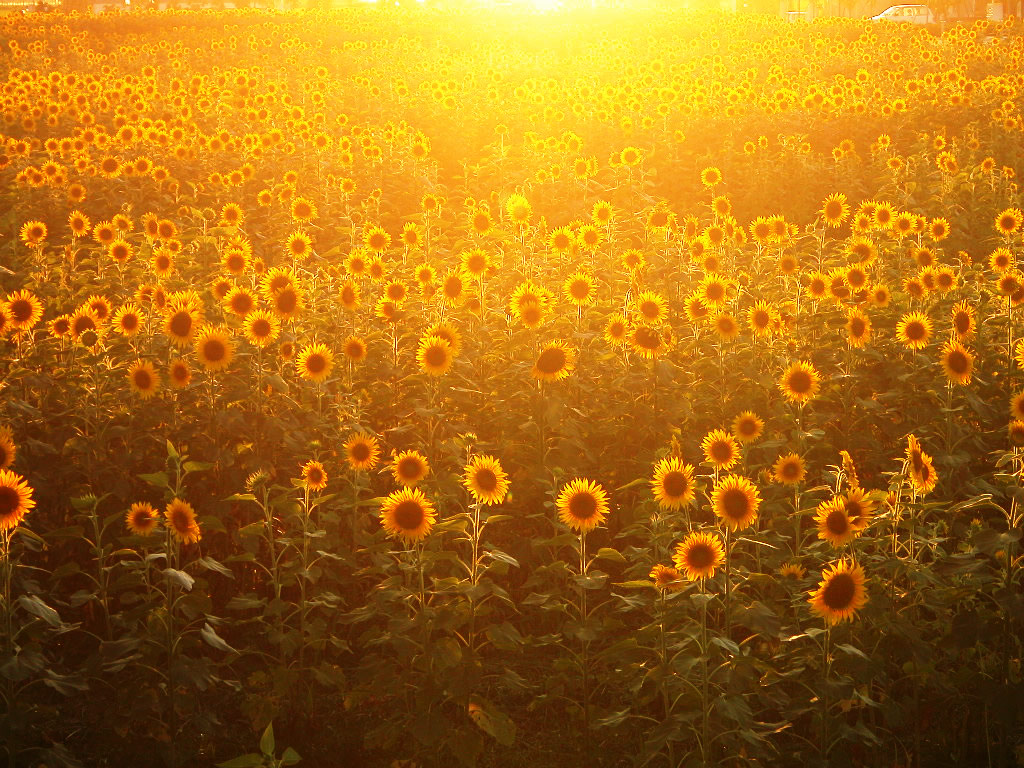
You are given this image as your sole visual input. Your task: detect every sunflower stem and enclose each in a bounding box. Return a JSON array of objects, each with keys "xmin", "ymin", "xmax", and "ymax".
[{"xmin": 579, "ymin": 530, "xmax": 591, "ymax": 755}]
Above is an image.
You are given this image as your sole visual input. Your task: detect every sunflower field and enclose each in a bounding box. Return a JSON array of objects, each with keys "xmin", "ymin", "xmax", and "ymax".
[{"xmin": 0, "ymin": 4, "xmax": 1023, "ymax": 766}]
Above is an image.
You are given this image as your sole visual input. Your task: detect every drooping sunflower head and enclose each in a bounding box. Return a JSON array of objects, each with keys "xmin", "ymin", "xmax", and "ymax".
[
  {"xmin": 711, "ymin": 474, "xmax": 761, "ymax": 531},
  {"xmin": 379, "ymin": 487, "xmax": 436, "ymax": 546},
  {"xmin": 556, "ymin": 478, "xmax": 610, "ymax": 533},
  {"xmin": 845, "ymin": 308, "xmax": 871, "ymax": 348},
  {"xmin": 463, "ymin": 454, "xmax": 510, "ymax": 506},
  {"xmin": 0, "ymin": 468, "xmax": 35, "ymax": 532},
  {"xmin": 809, "ymin": 559, "xmax": 868, "ymax": 625},
  {"xmin": 629, "ymin": 324, "xmax": 669, "ymax": 360},
  {"xmin": 649, "ymin": 564, "xmax": 684, "ymax": 592},
  {"xmin": 673, "ymin": 531, "xmax": 726, "ymax": 581},
  {"xmin": 651, "ymin": 456, "xmax": 696, "ymax": 511}
]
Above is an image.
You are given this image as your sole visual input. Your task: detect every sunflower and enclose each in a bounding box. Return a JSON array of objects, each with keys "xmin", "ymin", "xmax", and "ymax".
[
  {"xmin": 0, "ymin": 427, "xmax": 16, "ymax": 470},
  {"xmin": 19, "ymin": 220, "xmax": 47, "ymax": 246},
  {"xmin": 842, "ymin": 487, "xmax": 875, "ymax": 531},
  {"xmin": 195, "ymin": 327, "xmax": 235, "ymax": 372},
  {"xmin": 989, "ymin": 247, "xmax": 1014, "ymax": 273},
  {"xmin": 713, "ymin": 313, "xmax": 740, "ymax": 341},
  {"xmin": 649, "ymin": 564, "xmax": 684, "ymax": 592},
  {"xmin": 297, "ymin": 342, "xmax": 334, "ymax": 383},
  {"xmin": 364, "ymin": 225, "xmax": 391, "ymax": 253},
  {"xmin": 673, "ymin": 531, "xmax": 726, "ymax": 581},
  {"xmin": 650, "ymin": 456, "xmax": 696, "ymax": 510},
  {"xmin": 1010, "ymin": 420, "xmax": 1024, "ymax": 446},
  {"xmin": 301, "ymin": 460, "xmax": 328, "ymax": 491},
  {"xmin": 379, "ymin": 487, "xmax": 437, "ymax": 545},
  {"xmin": 732, "ymin": 411, "xmax": 764, "ymax": 444},
  {"xmin": 995, "ymin": 207, "xmax": 1022, "ymax": 237},
  {"xmin": 896, "ymin": 312, "xmax": 932, "ymax": 351},
  {"xmin": 548, "ymin": 226, "xmax": 575, "ymax": 254},
  {"xmin": 702, "ymin": 429, "xmax": 739, "ymax": 471},
  {"xmin": 441, "ymin": 270, "xmax": 467, "ymax": 306},
  {"xmin": 814, "ymin": 497, "xmax": 858, "ymax": 547},
  {"xmin": 463, "ymin": 454, "xmax": 510, "ymax": 506},
  {"xmin": 778, "ymin": 562, "xmax": 807, "ymax": 580},
  {"xmin": 385, "ymin": 280, "xmax": 409, "ymax": 304},
  {"xmin": 700, "ymin": 166, "xmax": 722, "ymax": 187},
  {"xmin": 125, "ymin": 502, "xmax": 159, "ymax": 536},
  {"xmin": 941, "ymin": 341, "xmax": 974, "ymax": 386},
  {"xmin": 629, "ymin": 324, "xmax": 669, "ymax": 359},
  {"xmin": 224, "ymin": 287, "xmax": 257, "ymax": 317},
  {"xmin": 108, "ymin": 239, "xmax": 133, "ymax": 265},
  {"xmin": 698, "ymin": 273, "xmax": 730, "ymax": 309},
  {"xmin": 604, "ymin": 316, "xmax": 629, "ymax": 346},
  {"xmin": 634, "ymin": 291, "xmax": 668, "ymax": 325},
  {"xmin": 417, "ymin": 335, "xmax": 454, "ymax": 376},
  {"xmin": 845, "ymin": 308, "xmax": 871, "ymax": 348},
  {"xmin": 564, "ymin": 272, "xmax": 596, "ymax": 307},
  {"xmin": 285, "ymin": 231, "xmax": 313, "ymax": 261},
  {"xmin": 163, "ymin": 298, "xmax": 202, "ymax": 348},
  {"xmin": 164, "ymin": 498, "xmax": 201, "ymax": 545},
  {"xmin": 748, "ymin": 301, "xmax": 777, "ymax": 338},
  {"xmin": 905, "ymin": 435, "xmax": 938, "ymax": 494},
  {"xmin": 271, "ymin": 285, "xmax": 304, "ymax": 320},
  {"xmin": 127, "ymin": 361, "xmax": 160, "ymax": 399},
  {"xmin": 556, "ymin": 478, "xmax": 610, "ymax": 533},
  {"xmin": 424, "ymin": 323, "xmax": 463, "ymax": 357},
  {"xmin": 778, "ymin": 361, "xmax": 821, "ymax": 404},
  {"xmin": 243, "ymin": 310, "xmax": 280, "ymax": 348},
  {"xmin": 711, "ymin": 474, "xmax": 761, "ymax": 531},
  {"xmin": 532, "ymin": 341, "xmax": 575, "ymax": 382},
  {"xmin": 113, "ymin": 303, "xmax": 143, "ymax": 337},
  {"xmin": 0, "ymin": 469, "xmax": 36, "ymax": 531},
  {"xmin": 773, "ymin": 452, "xmax": 806, "ymax": 485},
  {"xmin": 391, "ymin": 450, "xmax": 431, "ymax": 488},
  {"xmin": 169, "ymin": 358, "xmax": 191, "ymax": 389},
  {"xmin": 4, "ymin": 290, "xmax": 43, "ymax": 331},
  {"xmin": 820, "ymin": 193, "xmax": 849, "ymax": 227},
  {"xmin": 809, "ymin": 559, "xmax": 868, "ymax": 625},
  {"xmin": 345, "ymin": 432, "xmax": 381, "ymax": 471},
  {"xmin": 1012, "ymin": 392, "xmax": 1024, "ymax": 421},
  {"xmin": 343, "ymin": 335, "xmax": 369, "ymax": 363}
]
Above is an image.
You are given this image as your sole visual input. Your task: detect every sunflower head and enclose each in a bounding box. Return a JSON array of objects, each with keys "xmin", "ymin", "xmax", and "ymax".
[
  {"xmin": 345, "ymin": 432, "xmax": 381, "ymax": 472},
  {"xmin": 126, "ymin": 502, "xmax": 160, "ymax": 536},
  {"xmin": 778, "ymin": 361, "xmax": 821, "ymax": 404},
  {"xmin": 380, "ymin": 487, "xmax": 437, "ymax": 546},
  {"xmin": 673, "ymin": 531, "xmax": 726, "ymax": 581},
  {"xmin": 711, "ymin": 474, "xmax": 761, "ymax": 531},
  {"xmin": 701, "ymin": 429, "xmax": 739, "ymax": 471},
  {"xmin": 556, "ymin": 478, "xmax": 610, "ymax": 533},
  {"xmin": 0, "ymin": 468, "xmax": 35, "ymax": 532},
  {"xmin": 651, "ymin": 456, "xmax": 696, "ymax": 510},
  {"xmin": 532, "ymin": 341, "xmax": 575, "ymax": 382},
  {"xmin": 463, "ymin": 454, "xmax": 510, "ymax": 506},
  {"xmin": 809, "ymin": 559, "xmax": 868, "ymax": 625},
  {"xmin": 164, "ymin": 498, "xmax": 201, "ymax": 544}
]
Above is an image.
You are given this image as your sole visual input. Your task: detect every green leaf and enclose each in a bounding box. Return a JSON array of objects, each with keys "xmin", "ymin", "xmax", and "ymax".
[
  {"xmin": 485, "ymin": 621, "xmax": 524, "ymax": 650},
  {"xmin": 468, "ymin": 696, "xmax": 516, "ymax": 746},
  {"xmin": 614, "ymin": 579, "xmax": 656, "ymax": 590},
  {"xmin": 183, "ymin": 461, "xmax": 214, "ymax": 473},
  {"xmin": 201, "ymin": 623, "xmax": 237, "ymax": 654},
  {"xmin": 594, "ymin": 547, "xmax": 626, "ymax": 564},
  {"xmin": 280, "ymin": 747, "xmax": 301, "ymax": 766},
  {"xmin": 225, "ymin": 493, "xmax": 258, "ymax": 503},
  {"xmin": 167, "ymin": 440, "xmax": 180, "ymax": 459},
  {"xmin": 836, "ymin": 643, "xmax": 868, "ymax": 660},
  {"xmin": 163, "ymin": 568, "xmax": 195, "ymax": 591},
  {"xmin": 17, "ymin": 595, "xmax": 61, "ymax": 627},
  {"xmin": 216, "ymin": 754, "xmax": 264, "ymax": 768},
  {"xmin": 197, "ymin": 556, "xmax": 233, "ymax": 577},
  {"xmin": 139, "ymin": 471, "xmax": 170, "ymax": 489},
  {"xmin": 486, "ymin": 548, "xmax": 520, "ymax": 568},
  {"xmin": 260, "ymin": 722, "xmax": 275, "ymax": 756}
]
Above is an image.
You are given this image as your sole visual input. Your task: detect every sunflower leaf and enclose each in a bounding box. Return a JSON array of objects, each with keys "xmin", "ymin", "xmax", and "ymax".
[{"xmin": 163, "ymin": 568, "xmax": 194, "ymax": 591}]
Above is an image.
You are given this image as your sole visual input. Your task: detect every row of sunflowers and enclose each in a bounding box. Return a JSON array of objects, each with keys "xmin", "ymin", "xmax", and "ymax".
[{"xmin": 0, "ymin": 5, "xmax": 1022, "ymax": 767}]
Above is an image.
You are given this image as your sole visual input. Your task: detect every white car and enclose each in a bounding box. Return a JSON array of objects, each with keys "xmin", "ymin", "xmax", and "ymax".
[{"xmin": 870, "ymin": 4, "xmax": 936, "ymax": 24}]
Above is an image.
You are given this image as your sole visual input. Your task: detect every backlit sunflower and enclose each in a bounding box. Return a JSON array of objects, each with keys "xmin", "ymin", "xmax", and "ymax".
[
  {"xmin": 297, "ymin": 342, "xmax": 334, "ymax": 383},
  {"xmin": 905, "ymin": 435, "xmax": 938, "ymax": 494},
  {"xmin": 556, "ymin": 478, "xmax": 610, "ymax": 533},
  {"xmin": 125, "ymin": 502, "xmax": 159, "ymax": 536},
  {"xmin": 896, "ymin": 312, "xmax": 932, "ymax": 350},
  {"xmin": 604, "ymin": 317, "xmax": 629, "ymax": 346},
  {"xmin": 634, "ymin": 291, "xmax": 668, "ymax": 325},
  {"xmin": 379, "ymin": 487, "xmax": 436, "ymax": 545},
  {"xmin": 343, "ymin": 335, "xmax": 369, "ymax": 364},
  {"xmin": 532, "ymin": 341, "xmax": 575, "ymax": 382},
  {"xmin": 128, "ymin": 361, "xmax": 160, "ymax": 399},
  {"xmin": 0, "ymin": 427, "xmax": 16, "ymax": 470},
  {"xmin": 650, "ymin": 564, "xmax": 684, "ymax": 592},
  {"xmin": 243, "ymin": 310, "xmax": 280, "ymax": 348},
  {"xmin": 629, "ymin": 324, "xmax": 669, "ymax": 359},
  {"xmin": 711, "ymin": 474, "xmax": 761, "ymax": 531},
  {"xmin": 773, "ymin": 452, "xmax": 806, "ymax": 485},
  {"xmin": 5, "ymin": 290, "xmax": 43, "ymax": 331},
  {"xmin": 778, "ymin": 361, "xmax": 821, "ymax": 404},
  {"xmin": 941, "ymin": 341, "xmax": 973, "ymax": 386},
  {"xmin": 345, "ymin": 432, "xmax": 381, "ymax": 471},
  {"xmin": 650, "ymin": 456, "xmax": 696, "ymax": 510},
  {"xmin": 732, "ymin": 411, "xmax": 764, "ymax": 443},
  {"xmin": 809, "ymin": 559, "xmax": 868, "ymax": 625},
  {"xmin": 169, "ymin": 358, "xmax": 191, "ymax": 389},
  {"xmin": 113, "ymin": 303, "xmax": 143, "ymax": 337},
  {"xmin": 995, "ymin": 207, "xmax": 1022, "ymax": 237},
  {"xmin": 845, "ymin": 308, "xmax": 871, "ymax": 348},
  {"xmin": 0, "ymin": 469, "xmax": 35, "ymax": 531},
  {"xmin": 301, "ymin": 460, "xmax": 328, "ymax": 491},
  {"xmin": 224, "ymin": 287, "xmax": 257, "ymax": 318},
  {"xmin": 814, "ymin": 497, "xmax": 857, "ymax": 547},
  {"xmin": 163, "ymin": 298, "xmax": 202, "ymax": 348},
  {"xmin": 463, "ymin": 454, "xmax": 510, "ymax": 506},
  {"xmin": 418, "ymin": 335, "xmax": 454, "ymax": 376},
  {"xmin": 673, "ymin": 531, "xmax": 725, "ymax": 581},
  {"xmin": 702, "ymin": 429, "xmax": 739, "ymax": 471},
  {"xmin": 391, "ymin": 450, "xmax": 431, "ymax": 488},
  {"xmin": 164, "ymin": 498, "xmax": 201, "ymax": 545},
  {"xmin": 194, "ymin": 327, "xmax": 235, "ymax": 372},
  {"xmin": 564, "ymin": 272, "xmax": 596, "ymax": 306},
  {"xmin": 820, "ymin": 192, "xmax": 850, "ymax": 227},
  {"xmin": 748, "ymin": 301, "xmax": 777, "ymax": 338},
  {"xmin": 424, "ymin": 323, "xmax": 462, "ymax": 357}
]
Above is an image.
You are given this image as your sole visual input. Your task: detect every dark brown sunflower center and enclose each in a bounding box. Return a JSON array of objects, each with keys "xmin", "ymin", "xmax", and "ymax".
[
  {"xmin": 905, "ymin": 321, "xmax": 926, "ymax": 341},
  {"xmin": 634, "ymin": 326, "xmax": 660, "ymax": 349},
  {"xmin": 351, "ymin": 443, "xmax": 370, "ymax": 462},
  {"xmin": 821, "ymin": 572, "xmax": 856, "ymax": 610},
  {"xmin": 686, "ymin": 543, "xmax": 714, "ymax": 570},
  {"xmin": 570, "ymin": 281, "xmax": 589, "ymax": 299},
  {"xmin": 203, "ymin": 340, "xmax": 226, "ymax": 362},
  {"xmin": 10, "ymin": 300, "xmax": 32, "ymax": 322},
  {"xmin": 825, "ymin": 508, "xmax": 849, "ymax": 536},
  {"xmin": 0, "ymin": 486, "xmax": 20, "ymax": 517},
  {"xmin": 306, "ymin": 468, "xmax": 324, "ymax": 484},
  {"xmin": 710, "ymin": 441, "xmax": 733, "ymax": 463},
  {"xmin": 398, "ymin": 458, "xmax": 422, "ymax": 479},
  {"xmin": 168, "ymin": 312, "xmax": 192, "ymax": 338},
  {"xmin": 850, "ymin": 318, "xmax": 866, "ymax": 336},
  {"xmin": 474, "ymin": 468, "xmax": 498, "ymax": 492},
  {"xmin": 466, "ymin": 254, "xmax": 486, "ymax": 273},
  {"xmin": 753, "ymin": 310, "xmax": 770, "ymax": 328},
  {"xmin": 947, "ymin": 351, "xmax": 969, "ymax": 374},
  {"xmin": 232, "ymin": 294, "xmax": 253, "ymax": 313},
  {"xmin": 121, "ymin": 314, "xmax": 139, "ymax": 331},
  {"xmin": 662, "ymin": 471, "xmax": 689, "ymax": 498},
  {"xmin": 306, "ymin": 354, "xmax": 327, "ymax": 374},
  {"xmin": 705, "ymin": 283, "xmax": 725, "ymax": 302},
  {"xmin": 568, "ymin": 492, "xmax": 597, "ymax": 520},
  {"xmin": 425, "ymin": 345, "xmax": 448, "ymax": 368},
  {"xmin": 788, "ymin": 370, "xmax": 812, "ymax": 393},
  {"xmin": 640, "ymin": 301, "xmax": 659, "ymax": 317},
  {"xmin": 276, "ymin": 291, "xmax": 298, "ymax": 314},
  {"xmin": 444, "ymin": 278, "xmax": 463, "ymax": 297},
  {"xmin": 134, "ymin": 369, "xmax": 153, "ymax": 389},
  {"xmin": 536, "ymin": 348, "xmax": 567, "ymax": 374},
  {"xmin": 781, "ymin": 460, "xmax": 800, "ymax": 480},
  {"xmin": 393, "ymin": 500, "xmax": 424, "ymax": 530},
  {"xmin": 721, "ymin": 488, "xmax": 749, "ymax": 521}
]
